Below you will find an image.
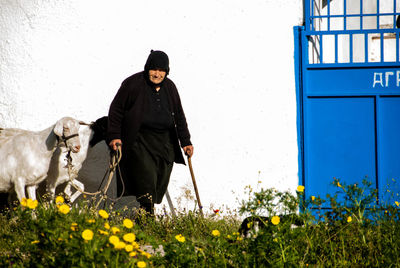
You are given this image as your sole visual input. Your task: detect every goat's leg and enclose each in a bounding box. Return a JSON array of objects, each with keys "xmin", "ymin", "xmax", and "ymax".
[
  {"xmin": 14, "ymin": 178, "xmax": 26, "ymax": 202},
  {"xmin": 46, "ymin": 182, "xmax": 57, "ymax": 200},
  {"xmin": 27, "ymin": 185, "xmax": 37, "ymax": 200},
  {"xmin": 66, "ymin": 180, "xmax": 84, "ymax": 203}
]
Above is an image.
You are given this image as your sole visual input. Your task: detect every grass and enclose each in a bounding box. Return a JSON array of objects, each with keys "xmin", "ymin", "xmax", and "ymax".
[{"xmin": 1, "ymin": 179, "xmax": 400, "ymax": 267}]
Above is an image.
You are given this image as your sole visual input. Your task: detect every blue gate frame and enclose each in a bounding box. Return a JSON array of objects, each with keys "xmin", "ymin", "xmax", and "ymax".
[{"xmin": 294, "ymin": 0, "xmax": 400, "ymax": 206}]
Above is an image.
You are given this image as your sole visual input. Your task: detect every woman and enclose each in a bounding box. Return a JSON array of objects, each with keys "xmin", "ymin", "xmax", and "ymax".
[{"xmin": 107, "ymin": 50, "xmax": 193, "ymax": 214}]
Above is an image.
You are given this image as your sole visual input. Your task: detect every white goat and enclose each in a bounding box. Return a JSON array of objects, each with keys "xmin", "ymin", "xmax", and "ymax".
[
  {"xmin": 0, "ymin": 117, "xmax": 81, "ymax": 201},
  {"xmin": 45, "ymin": 123, "xmax": 93, "ymax": 203},
  {"xmin": 45, "ymin": 116, "xmax": 112, "ymax": 203}
]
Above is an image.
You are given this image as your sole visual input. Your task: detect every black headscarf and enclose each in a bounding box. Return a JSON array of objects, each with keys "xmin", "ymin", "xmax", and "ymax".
[
  {"xmin": 144, "ymin": 50, "xmax": 170, "ymax": 87},
  {"xmin": 144, "ymin": 50, "xmax": 170, "ymax": 74}
]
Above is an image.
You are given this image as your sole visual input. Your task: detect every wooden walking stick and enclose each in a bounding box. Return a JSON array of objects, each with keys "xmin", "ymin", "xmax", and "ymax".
[{"xmin": 187, "ymin": 156, "xmax": 204, "ymax": 217}]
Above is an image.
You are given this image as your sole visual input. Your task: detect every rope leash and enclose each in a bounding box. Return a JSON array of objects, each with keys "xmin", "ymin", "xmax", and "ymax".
[{"xmin": 65, "ymin": 145, "xmax": 122, "ymax": 209}]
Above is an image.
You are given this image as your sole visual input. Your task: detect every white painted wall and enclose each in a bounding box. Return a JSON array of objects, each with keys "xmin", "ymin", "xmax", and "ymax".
[{"xmin": 0, "ymin": 0, "xmax": 303, "ymax": 213}]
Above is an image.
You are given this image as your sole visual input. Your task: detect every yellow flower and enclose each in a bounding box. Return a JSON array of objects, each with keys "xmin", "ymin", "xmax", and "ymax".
[
  {"xmin": 271, "ymin": 215, "xmax": 280, "ymax": 225},
  {"xmin": 125, "ymin": 244, "xmax": 134, "ymax": 252},
  {"xmin": 297, "ymin": 185, "xmax": 305, "ymax": 192},
  {"xmin": 211, "ymin": 230, "xmax": 220, "ymax": 237},
  {"xmin": 131, "ymin": 241, "xmax": 140, "ymax": 249},
  {"xmin": 104, "ymin": 222, "xmax": 110, "ymax": 229},
  {"xmin": 114, "ymin": 241, "xmax": 126, "ymax": 249},
  {"xmin": 123, "ymin": 233, "xmax": 136, "ymax": 243},
  {"xmin": 137, "ymin": 261, "xmax": 147, "ymax": 268},
  {"xmin": 311, "ymin": 196, "xmax": 316, "ymax": 201},
  {"xmin": 395, "ymin": 201, "xmax": 400, "ymax": 207},
  {"xmin": 347, "ymin": 216, "xmax": 352, "ymax": 223},
  {"xmin": 232, "ymin": 232, "xmax": 239, "ymax": 236},
  {"xmin": 247, "ymin": 222, "xmax": 253, "ymax": 228},
  {"xmin": 109, "ymin": 235, "xmax": 120, "ymax": 245},
  {"xmin": 87, "ymin": 219, "xmax": 96, "ymax": 224},
  {"xmin": 111, "ymin": 226, "xmax": 120, "ymax": 234},
  {"xmin": 82, "ymin": 229, "xmax": 94, "ymax": 241},
  {"xmin": 273, "ymin": 238, "xmax": 278, "ymax": 242},
  {"xmin": 175, "ymin": 234, "xmax": 185, "ymax": 243},
  {"xmin": 27, "ymin": 199, "xmax": 38, "ymax": 209},
  {"xmin": 55, "ymin": 196, "xmax": 64, "ymax": 204},
  {"xmin": 58, "ymin": 204, "xmax": 70, "ymax": 214},
  {"xmin": 98, "ymin": 209, "xmax": 109, "ymax": 219},
  {"xmin": 31, "ymin": 240, "xmax": 39, "ymax": 244},
  {"xmin": 98, "ymin": 229, "xmax": 109, "ymax": 235},
  {"xmin": 237, "ymin": 236, "xmax": 243, "ymax": 241},
  {"xmin": 123, "ymin": 219, "xmax": 134, "ymax": 229},
  {"xmin": 21, "ymin": 198, "xmax": 28, "ymax": 207},
  {"xmin": 129, "ymin": 251, "xmax": 137, "ymax": 257},
  {"xmin": 337, "ymin": 182, "xmax": 342, "ymax": 188},
  {"xmin": 71, "ymin": 223, "xmax": 78, "ymax": 231}
]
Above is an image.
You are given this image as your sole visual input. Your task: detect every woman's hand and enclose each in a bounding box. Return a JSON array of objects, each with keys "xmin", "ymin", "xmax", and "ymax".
[
  {"xmin": 109, "ymin": 139, "xmax": 122, "ymax": 151},
  {"xmin": 183, "ymin": 145, "xmax": 194, "ymax": 158}
]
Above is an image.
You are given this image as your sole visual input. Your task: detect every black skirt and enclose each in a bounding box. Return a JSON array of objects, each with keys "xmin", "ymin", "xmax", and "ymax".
[{"xmin": 117, "ymin": 127, "xmax": 175, "ymax": 204}]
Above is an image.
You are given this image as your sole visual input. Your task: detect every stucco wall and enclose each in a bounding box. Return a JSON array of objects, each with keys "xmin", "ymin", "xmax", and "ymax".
[{"xmin": 0, "ymin": 0, "xmax": 303, "ymax": 213}]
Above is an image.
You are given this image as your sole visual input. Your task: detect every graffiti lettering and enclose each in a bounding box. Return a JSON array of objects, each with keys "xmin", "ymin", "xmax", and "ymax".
[{"xmin": 373, "ymin": 71, "xmax": 400, "ymax": 88}]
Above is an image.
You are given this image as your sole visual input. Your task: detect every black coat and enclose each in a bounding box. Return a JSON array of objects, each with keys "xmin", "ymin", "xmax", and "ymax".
[{"xmin": 107, "ymin": 71, "xmax": 191, "ymax": 164}]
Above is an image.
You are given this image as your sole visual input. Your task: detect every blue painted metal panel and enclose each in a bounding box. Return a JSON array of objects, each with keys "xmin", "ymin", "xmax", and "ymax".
[
  {"xmin": 294, "ymin": 0, "xmax": 400, "ymax": 207},
  {"xmin": 304, "ymin": 97, "xmax": 376, "ymax": 199},
  {"xmin": 377, "ymin": 97, "xmax": 400, "ymax": 205}
]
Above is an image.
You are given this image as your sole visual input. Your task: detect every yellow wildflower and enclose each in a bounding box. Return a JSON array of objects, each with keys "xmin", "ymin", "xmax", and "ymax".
[
  {"xmin": 233, "ymin": 232, "xmax": 239, "ymax": 236},
  {"xmin": 271, "ymin": 216, "xmax": 280, "ymax": 225},
  {"xmin": 111, "ymin": 226, "xmax": 120, "ymax": 234},
  {"xmin": 55, "ymin": 196, "xmax": 64, "ymax": 204},
  {"xmin": 98, "ymin": 209, "xmax": 109, "ymax": 219},
  {"xmin": 82, "ymin": 229, "xmax": 94, "ymax": 241},
  {"xmin": 311, "ymin": 196, "xmax": 316, "ymax": 201},
  {"xmin": 297, "ymin": 185, "xmax": 305, "ymax": 192},
  {"xmin": 131, "ymin": 241, "xmax": 140, "ymax": 249},
  {"xmin": 175, "ymin": 234, "xmax": 185, "ymax": 243},
  {"xmin": 71, "ymin": 223, "xmax": 78, "ymax": 231},
  {"xmin": 104, "ymin": 222, "xmax": 110, "ymax": 229},
  {"xmin": 123, "ymin": 233, "xmax": 136, "ymax": 242},
  {"xmin": 129, "ymin": 251, "xmax": 137, "ymax": 257},
  {"xmin": 125, "ymin": 244, "xmax": 134, "ymax": 252},
  {"xmin": 237, "ymin": 236, "xmax": 243, "ymax": 241},
  {"xmin": 87, "ymin": 219, "xmax": 96, "ymax": 224},
  {"xmin": 27, "ymin": 199, "xmax": 38, "ymax": 209},
  {"xmin": 395, "ymin": 201, "xmax": 400, "ymax": 207},
  {"xmin": 58, "ymin": 204, "xmax": 70, "ymax": 214},
  {"xmin": 211, "ymin": 230, "xmax": 220, "ymax": 237},
  {"xmin": 273, "ymin": 238, "xmax": 278, "ymax": 242},
  {"xmin": 31, "ymin": 240, "xmax": 39, "ymax": 244},
  {"xmin": 347, "ymin": 216, "xmax": 352, "ymax": 223},
  {"xmin": 21, "ymin": 198, "xmax": 28, "ymax": 207},
  {"xmin": 137, "ymin": 261, "xmax": 147, "ymax": 268},
  {"xmin": 114, "ymin": 241, "xmax": 126, "ymax": 249},
  {"xmin": 123, "ymin": 218, "xmax": 134, "ymax": 229},
  {"xmin": 337, "ymin": 182, "xmax": 342, "ymax": 188},
  {"xmin": 98, "ymin": 229, "xmax": 109, "ymax": 235},
  {"xmin": 109, "ymin": 235, "xmax": 120, "ymax": 245}
]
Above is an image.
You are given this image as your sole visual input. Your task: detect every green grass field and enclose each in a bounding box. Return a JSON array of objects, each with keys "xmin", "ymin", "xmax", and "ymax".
[{"xmin": 1, "ymin": 179, "xmax": 400, "ymax": 267}]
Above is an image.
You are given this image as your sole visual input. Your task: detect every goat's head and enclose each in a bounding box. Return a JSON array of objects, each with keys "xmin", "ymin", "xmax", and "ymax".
[{"xmin": 54, "ymin": 117, "xmax": 81, "ymax": 153}]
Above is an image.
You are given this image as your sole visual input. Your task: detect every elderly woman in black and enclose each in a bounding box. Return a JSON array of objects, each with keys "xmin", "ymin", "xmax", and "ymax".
[{"xmin": 107, "ymin": 50, "xmax": 193, "ymax": 215}]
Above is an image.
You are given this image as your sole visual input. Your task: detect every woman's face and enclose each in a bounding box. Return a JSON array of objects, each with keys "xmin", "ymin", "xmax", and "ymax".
[{"xmin": 149, "ymin": 69, "xmax": 166, "ymax": 85}]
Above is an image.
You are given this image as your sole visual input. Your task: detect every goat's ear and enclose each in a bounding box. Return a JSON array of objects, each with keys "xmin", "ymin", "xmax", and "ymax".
[{"xmin": 53, "ymin": 120, "xmax": 64, "ymax": 137}]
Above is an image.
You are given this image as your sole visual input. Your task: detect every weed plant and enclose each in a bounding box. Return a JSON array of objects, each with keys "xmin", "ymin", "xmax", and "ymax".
[{"xmin": 1, "ymin": 179, "xmax": 400, "ymax": 267}]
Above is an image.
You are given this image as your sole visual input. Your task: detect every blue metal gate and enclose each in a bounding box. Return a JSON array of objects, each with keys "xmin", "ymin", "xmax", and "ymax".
[{"xmin": 294, "ymin": 0, "xmax": 400, "ymax": 206}]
